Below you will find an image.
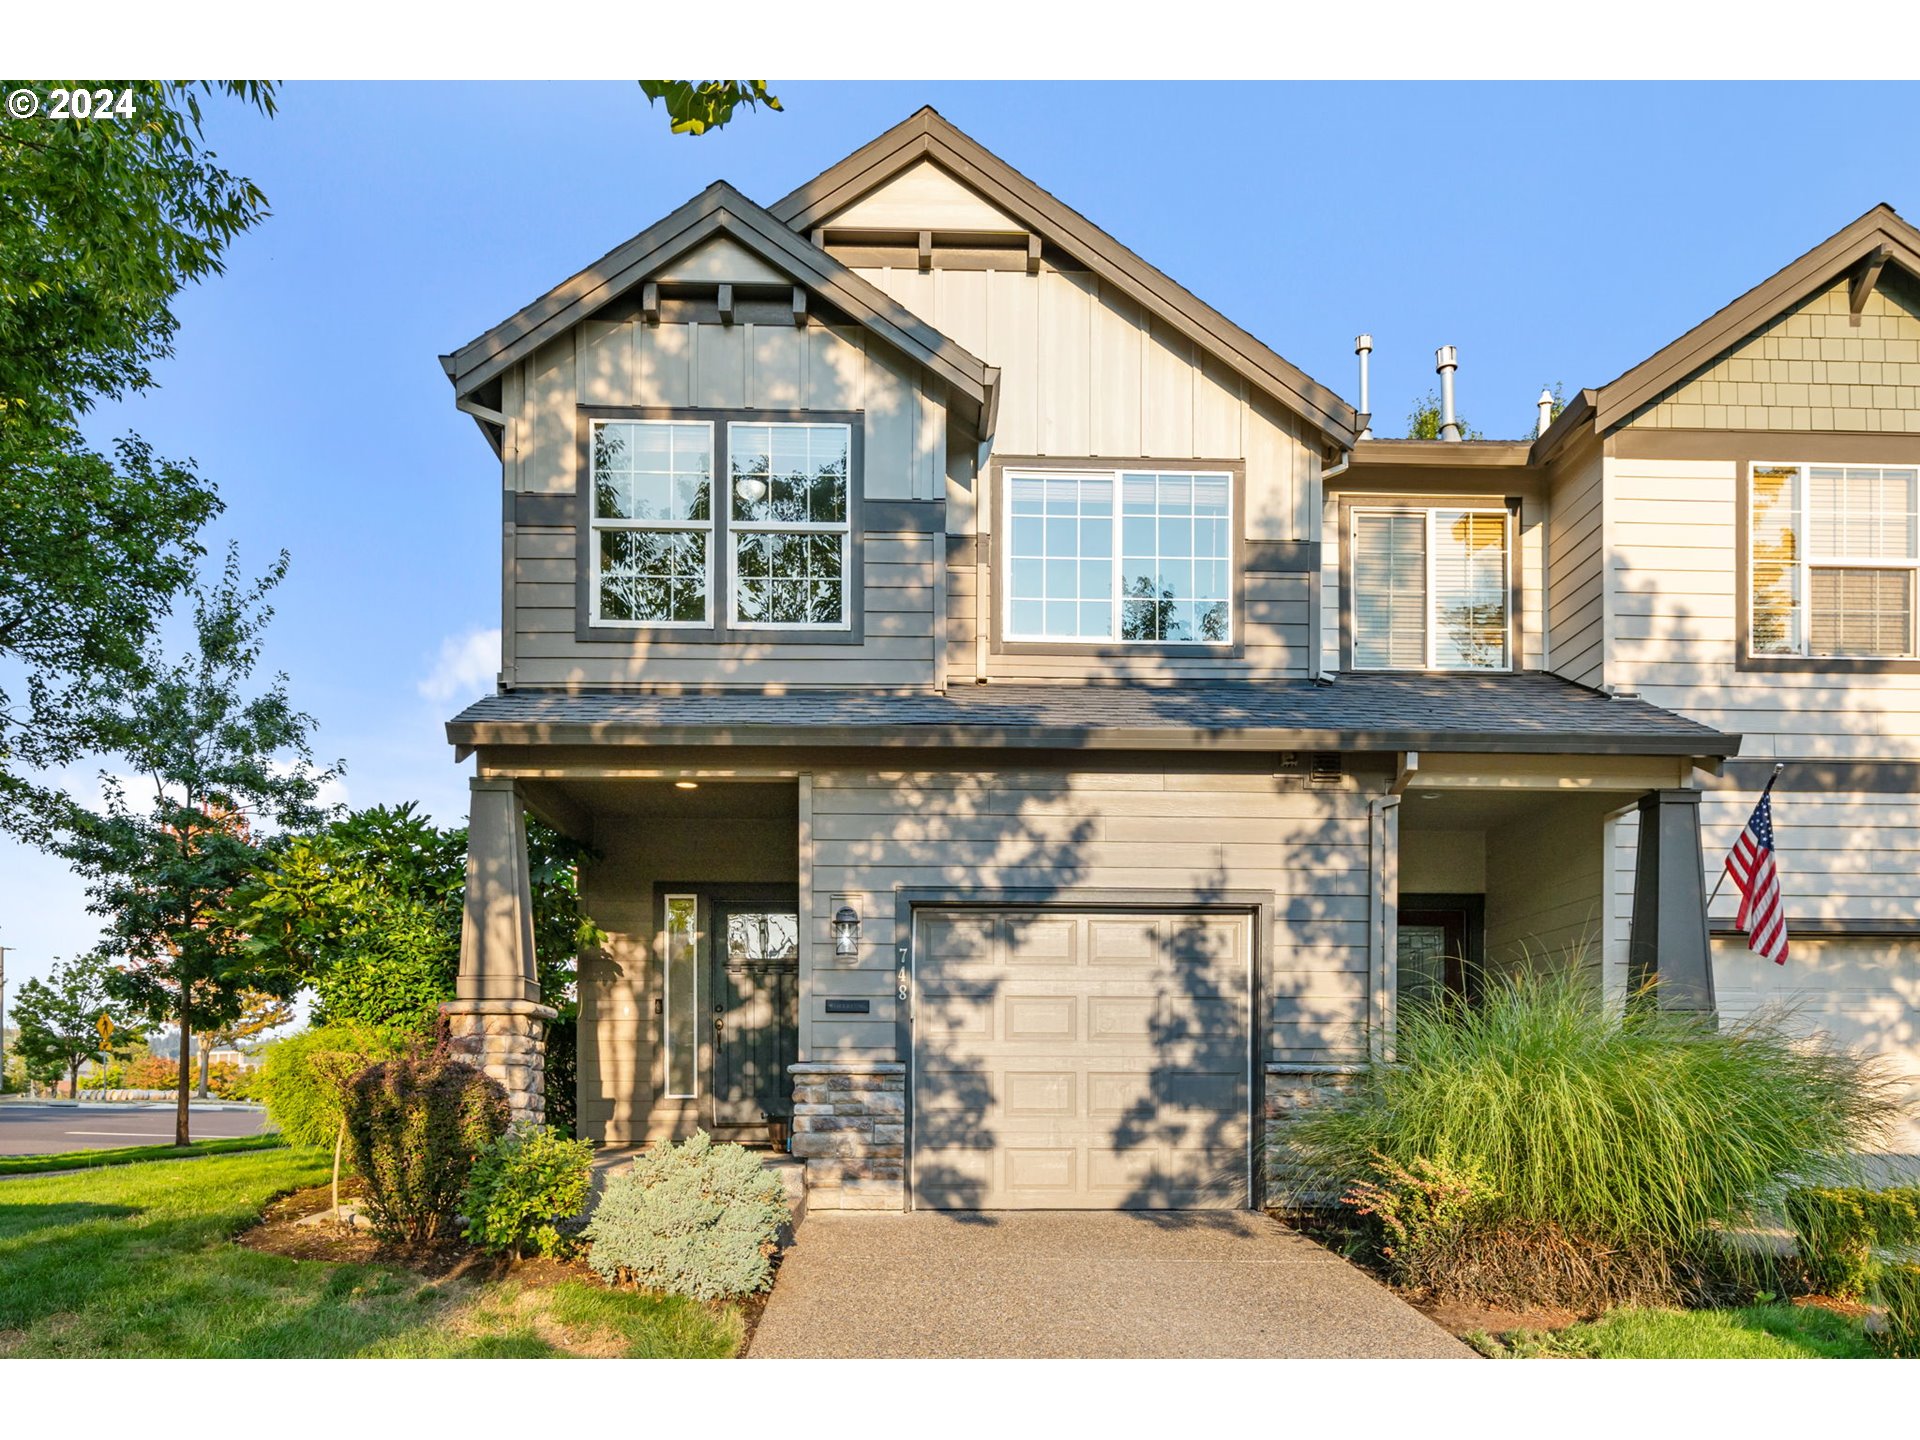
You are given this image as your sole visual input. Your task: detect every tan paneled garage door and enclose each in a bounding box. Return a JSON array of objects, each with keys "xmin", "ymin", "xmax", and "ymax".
[{"xmin": 911, "ymin": 907, "xmax": 1252, "ymax": 1209}]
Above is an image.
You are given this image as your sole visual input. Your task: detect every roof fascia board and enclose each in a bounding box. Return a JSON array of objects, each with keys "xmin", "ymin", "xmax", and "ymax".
[
  {"xmin": 773, "ymin": 114, "xmax": 1358, "ymax": 445},
  {"xmin": 445, "ymin": 718, "xmax": 1736, "ymax": 758},
  {"xmin": 447, "ymin": 183, "xmax": 990, "ymax": 411},
  {"xmin": 1527, "ymin": 388, "xmax": 1597, "ymax": 467},
  {"xmin": 1349, "ymin": 439, "xmax": 1535, "ymax": 468},
  {"xmin": 1592, "ymin": 208, "xmax": 1920, "ymax": 432}
]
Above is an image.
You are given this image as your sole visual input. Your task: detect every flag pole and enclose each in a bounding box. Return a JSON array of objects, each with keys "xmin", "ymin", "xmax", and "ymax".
[{"xmin": 1707, "ymin": 762, "xmax": 1786, "ymax": 909}]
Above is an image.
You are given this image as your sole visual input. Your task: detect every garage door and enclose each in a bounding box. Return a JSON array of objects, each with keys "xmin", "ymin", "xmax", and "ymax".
[
  {"xmin": 1715, "ymin": 936, "xmax": 1920, "ymax": 1155},
  {"xmin": 911, "ymin": 907, "xmax": 1252, "ymax": 1209}
]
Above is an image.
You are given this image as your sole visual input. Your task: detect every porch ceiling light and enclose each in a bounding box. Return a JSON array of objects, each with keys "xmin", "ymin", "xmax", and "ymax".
[
  {"xmin": 832, "ymin": 904, "xmax": 861, "ymax": 957},
  {"xmin": 675, "ymin": 780, "xmax": 699, "ymax": 789},
  {"xmin": 734, "ymin": 475, "xmax": 769, "ymax": 506}
]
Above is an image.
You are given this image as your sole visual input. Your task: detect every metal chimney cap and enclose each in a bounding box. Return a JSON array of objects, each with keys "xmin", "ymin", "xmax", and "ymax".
[
  {"xmin": 1538, "ymin": 387, "xmax": 1555, "ymax": 403},
  {"xmin": 1354, "ymin": 333, "xmax": 1373, "ymax": 353},
  {"xmin": 1435, "ymin": 345, "xmax": 1459, "ymax": 371}
]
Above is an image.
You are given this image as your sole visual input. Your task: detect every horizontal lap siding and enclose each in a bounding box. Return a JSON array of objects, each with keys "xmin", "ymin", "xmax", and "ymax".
[
  {"xmin": 505, "ymin": 321, "xmax": 945, "ymax": 689},
  {"xmin": 1604, "ymin": 452, "xmax": 1920, "ymax": 978},
  {"xmin": 804, "ymin": 766, "xmax": 1378, "ymax": 1064},
  {"xmin": 1548, "ymin": 446, "xmax": 1606, "ymax": 686}
]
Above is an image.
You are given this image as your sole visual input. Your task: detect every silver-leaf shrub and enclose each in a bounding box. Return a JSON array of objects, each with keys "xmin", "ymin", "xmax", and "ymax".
[{"xmin": 584, "ymin": 1129, "xmax": 790, "ymax": 1299}]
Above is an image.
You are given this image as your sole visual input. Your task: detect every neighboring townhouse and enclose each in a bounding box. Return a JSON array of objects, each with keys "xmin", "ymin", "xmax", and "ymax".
[{"xmin": 439, "ymin": 109, "xmax": 1915, "ymax": 1213}]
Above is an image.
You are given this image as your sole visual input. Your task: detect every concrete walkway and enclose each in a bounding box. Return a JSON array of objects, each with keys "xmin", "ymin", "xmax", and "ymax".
[{"xmin": 747, "ymin": 1210, "xmax": 1472, "ymax": 1359}]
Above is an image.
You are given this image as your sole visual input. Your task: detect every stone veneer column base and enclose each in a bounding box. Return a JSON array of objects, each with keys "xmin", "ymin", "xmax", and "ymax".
[
  {"xmin": 788, "ymin": 1061, "xmax": 906, "ymax": 1211},
  {"xmin": 1263, "ymin": 1061, "xmax": 1365, "ymax": 1206},
  {"xmin": 442, "ymin": 998, "xmax": 558, "ymax": 1126}
]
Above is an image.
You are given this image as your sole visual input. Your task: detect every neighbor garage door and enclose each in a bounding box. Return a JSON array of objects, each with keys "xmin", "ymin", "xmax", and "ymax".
[{"xmin": 911, "ymin": 907, "xmax": 1252, "ymax": 1209}]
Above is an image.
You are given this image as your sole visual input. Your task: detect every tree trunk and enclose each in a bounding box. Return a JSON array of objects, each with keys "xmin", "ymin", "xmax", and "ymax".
[
  {"xmin": 175, "ymin": 1015, "xmax": 191, "ymax": 1146},
  {"xmin": 332, "ymin": 1118, "xmax": 345, "ymax": 1222},
  {"xmin": 69, "ymin": 1059, "xmax": 80, "ymax": 1098},
  {"xmin": 197, "ymin": 1034, "xmax": 211, "ymax": 1099}
]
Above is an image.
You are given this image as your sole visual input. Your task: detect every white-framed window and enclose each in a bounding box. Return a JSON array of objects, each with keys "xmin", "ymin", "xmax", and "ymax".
[
  {"xmin": 1003, "ymin": 468, "xmax": 1233, "ymax": 644},
  {"xmin": 1750, "ymin": 462, "xmax": 1918, "ymax": 658},
  {"xmin": 589, "ymin": 419, "xmax": 714, "ymax": 626},
  {"xmin": 728, "ymin": 421, "xmax": 852, "ymax": 629},
  {"xmin": 1350, "ymin": 506, "xmax": 1512, "ymax": 671}
]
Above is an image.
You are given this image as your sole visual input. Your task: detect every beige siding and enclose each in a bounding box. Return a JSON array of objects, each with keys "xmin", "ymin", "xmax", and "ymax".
[
  {"xmin": 1481, "ymin": 796, "xmax": 1616, "ymax": 982},
  {"xmin": 1546, "ymin": 443, "xmax": 1606, "ymax": 687},
  {"xmin": 1626, "ymin": 272, "xmax": 1920, "ymax": 433},
  {"xmin": 805, "ymin": 763, "xmax": 1382, "ymax": 1065}
]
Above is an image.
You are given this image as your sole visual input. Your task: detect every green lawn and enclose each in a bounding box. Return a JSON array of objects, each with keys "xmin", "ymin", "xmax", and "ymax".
[
  {"xmin": 0, "ymin": 1134, "xmax": 286, "ymax": 1176},
  {"xmin": 1472, "ymin": 1304, "xmax": 1876, "ymax": 1359},
  {"xmin": 0, "ymin": 1150, "xmax": 743, "ymax": 1358}
]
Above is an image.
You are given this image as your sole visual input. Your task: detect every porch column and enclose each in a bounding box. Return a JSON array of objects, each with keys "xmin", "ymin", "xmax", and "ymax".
[
  {"xmin": 442, "ymin": 777, "xmax": 556, "ymax": 1123},
  {"xmin": 1627, "ymin": 788, "xmax": 1717, "ymax": 1016}
]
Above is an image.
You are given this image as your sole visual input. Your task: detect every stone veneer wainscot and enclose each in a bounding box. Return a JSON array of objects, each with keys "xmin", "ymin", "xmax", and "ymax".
[{"xmin": 789, "ymin": 1061, "xmax": 905, "ymax": 1210}]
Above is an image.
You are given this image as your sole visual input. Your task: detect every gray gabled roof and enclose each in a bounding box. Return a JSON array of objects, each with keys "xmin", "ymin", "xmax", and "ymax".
[
  {"xmin": 441, "ymin": 179, "xmax": 994, "ymax": 419},
  {"xmin": 771, "ymin": 107, "xmax": 1358, "ymax": 447},
  {"xmin": 447, "ymin": 672, "xmax": 1736, "ymax": 758}
]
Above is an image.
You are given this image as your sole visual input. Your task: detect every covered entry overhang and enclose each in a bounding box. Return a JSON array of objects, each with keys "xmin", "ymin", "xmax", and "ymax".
[{"xmin": 444, "ymin": 675, "xmax": 1738, "ymax": 1193}]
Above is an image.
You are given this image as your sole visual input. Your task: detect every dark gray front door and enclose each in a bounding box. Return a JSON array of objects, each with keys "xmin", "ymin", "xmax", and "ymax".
[{"xmin": 711, "ymin": 904, "xmax": 800, "ymax": 1130}]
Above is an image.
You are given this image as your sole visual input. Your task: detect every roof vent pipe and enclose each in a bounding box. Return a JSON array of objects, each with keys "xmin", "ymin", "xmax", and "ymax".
[
  {"xmin": 1355, "ymin": 334, "xmax": 1374, "ymax": 440},
  {"xmin": 1435, "ymin": 345, "xmax": 1461, "ymax": 442},
  {"xmin": 1537, "ymin": 387, "xmax": 1555, "ymax": 438}
]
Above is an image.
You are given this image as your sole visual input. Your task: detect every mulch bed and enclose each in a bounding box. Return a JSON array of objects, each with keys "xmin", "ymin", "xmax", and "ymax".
[{"xmin": 235, "ymin": 1181, "xmax": 780, "ymax": 1349}]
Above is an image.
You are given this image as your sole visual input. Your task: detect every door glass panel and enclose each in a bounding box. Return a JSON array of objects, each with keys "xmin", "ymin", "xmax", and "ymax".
[
  {"xmin": 725, "ymin": 911, "xmax": 800, "ymax": 961},
  {"xmin": 664, "ymin": 894, "xmax": 698, "ymax": 1098},
  {"xmin": 1397, "ymin": 924, "xmax": 1449, "ymax": 1008}
]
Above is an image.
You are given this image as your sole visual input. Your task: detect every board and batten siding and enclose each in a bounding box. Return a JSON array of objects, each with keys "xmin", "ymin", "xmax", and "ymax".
[
  {"xmin": 801, "ymin": 764, "xmax": 1382, "ymax": 1066},
  {"xmin": 502, "ymin": 317, "xmax": 949, "ymax": 689}
]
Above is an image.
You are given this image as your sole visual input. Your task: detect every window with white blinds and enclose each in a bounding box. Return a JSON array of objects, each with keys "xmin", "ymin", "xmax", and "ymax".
[
  {"xmin": 1350, "ymin": 507, "xmax": 1512, "ymax": 671},
  {"xmin": 1750, "ymin": 463, "xmax": 1918, "ymax": 659}
]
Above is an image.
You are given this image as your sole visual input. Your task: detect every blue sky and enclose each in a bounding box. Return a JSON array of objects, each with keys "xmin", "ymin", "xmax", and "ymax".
[{"xmin": 4, "ymin": 78, "xmax": 1917, "ymax": 992}]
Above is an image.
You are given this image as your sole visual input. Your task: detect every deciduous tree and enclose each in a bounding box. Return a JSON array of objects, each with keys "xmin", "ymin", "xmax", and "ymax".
[
  {"xmin": 44, "ymin": 545, "xmax": 337, "ymax": 1144},
  {"xmin": 10, "ymin": 951, "xmax": 138, "ymax": 1095}
]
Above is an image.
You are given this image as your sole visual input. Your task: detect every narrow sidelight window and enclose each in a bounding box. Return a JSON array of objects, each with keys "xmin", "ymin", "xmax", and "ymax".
[
  {"xmin": 663, "ymin": 894, "xmax": 699, "ymax": 1098},
  {"xmin": 590, "ymin": 420, "xmax": 714, "ymax": 626},
  {"xmin": 1350, "ymin": 507, "xmax": 1511, "ymax": 671},
  {"xmin": 1751, "ymin": 462, "xmax": 1918, "ymax": 658},
  {"xmin": 728, "ymin": 421, "xmax": 852, "ymax": 628}
]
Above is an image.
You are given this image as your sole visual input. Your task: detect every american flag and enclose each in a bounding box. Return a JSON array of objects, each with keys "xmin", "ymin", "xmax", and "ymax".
[{"xmin": 1725, "ymin": 783, "xmax": 1788, "ymax": 965}]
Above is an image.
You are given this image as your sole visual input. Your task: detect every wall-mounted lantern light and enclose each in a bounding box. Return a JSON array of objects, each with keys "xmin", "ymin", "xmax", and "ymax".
[{"xmin": 832, "ymin": 904, "xmax": 861, "ymax": 957}]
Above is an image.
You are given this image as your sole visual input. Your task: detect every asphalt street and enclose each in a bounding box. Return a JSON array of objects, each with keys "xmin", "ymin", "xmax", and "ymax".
[{"xmin": 0, "ymin": 1102, "xmax": 271, "ymax": 1155}]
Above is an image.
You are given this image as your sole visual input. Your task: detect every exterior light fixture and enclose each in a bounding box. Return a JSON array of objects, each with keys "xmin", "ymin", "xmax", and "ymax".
[
  {"xmin": 832, "ymin": 904, "xmax": 861, "ymax": 957},
  {"xmin": 734, "ymin": 475, "xmax": 769, "ymax": 506},
  {"xmin": 675, "ymin": 780, "xmax": 699, "ymax": 790}
]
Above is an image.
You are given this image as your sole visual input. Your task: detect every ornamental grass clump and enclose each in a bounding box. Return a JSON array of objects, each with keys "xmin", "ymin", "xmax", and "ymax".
[
  {"xmin": 1284, "ymin": 971, "xmax": 1902, "ymax": 1310},
  {"xmin": 585, "ymin": 1130, "xmax": 790, "ymax": 1300}
]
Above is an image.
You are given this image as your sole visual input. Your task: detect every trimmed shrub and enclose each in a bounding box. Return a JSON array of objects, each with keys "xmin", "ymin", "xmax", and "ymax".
[
  {"xmin": 585, "ymin": 1130, "xmax": 790, "ymax": 1300},
  {"xmin": 257, "ymin": 1024, "xmax": 407, "ymax": 1150},
  {"xmin": 1787, "ymin": 1186, "xmax": 1920, "ymax": 1298},
  {"xmin": 1875, "ymin": 1262, "xmax": 1920, "ymax": 1358},
  {"xmin": 79, "ymin": 1064, "xmax": 126, "ymax": 1091},
  {"xmin": 344, "ymin": 1052, "xmax": 509, "ymax": 1246},
  {"xmin": 463, "ymin": 1123, "xmax": 595, "ymax": 1258},
  {"xmin": 1285, "ymin": 972, "xmax": 1903, "ymax": 1310}
]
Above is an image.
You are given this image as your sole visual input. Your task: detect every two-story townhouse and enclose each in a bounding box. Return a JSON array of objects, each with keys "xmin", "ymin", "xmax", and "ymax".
[{"xmin": 438, "ymin": 109, "xmax": 1909, "ymax": 1215}]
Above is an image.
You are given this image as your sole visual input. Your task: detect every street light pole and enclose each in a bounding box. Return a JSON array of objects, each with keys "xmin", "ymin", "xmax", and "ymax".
[{"xmin": 0, "ymin": 944, "xmax": 12, "ymax": 1096}]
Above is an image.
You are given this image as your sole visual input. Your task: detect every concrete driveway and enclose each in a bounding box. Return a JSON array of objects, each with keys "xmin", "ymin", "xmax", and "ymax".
[{"xmin": 747, "ymin": 1210, "xmax": 1472, "ymax": 1359}]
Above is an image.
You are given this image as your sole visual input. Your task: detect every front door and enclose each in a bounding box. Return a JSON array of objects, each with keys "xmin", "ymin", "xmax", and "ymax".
[{"xmin": 710, "ymin": 902, "xmax": 800, "ymax": 1133}]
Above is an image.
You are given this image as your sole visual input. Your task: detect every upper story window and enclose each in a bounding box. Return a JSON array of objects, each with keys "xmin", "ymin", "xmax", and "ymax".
[
  {"xmin": 1004, "ymin": 468, "xmax": 1233, "ymax": 644},
  {"xmin": 729, "ymin": 422, "xmax": 851, "ymax": 628},
  {"xmin": 1751, "ymin": 463, "xmax": 1917, "ymax": 659},
  {"xmin": 1350, "ymin": 506, "xmax": 1511, "ymax": 671},
  {"xmin": 587, "ymin": 416, "xmax": 852, "ymax": 631}
]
